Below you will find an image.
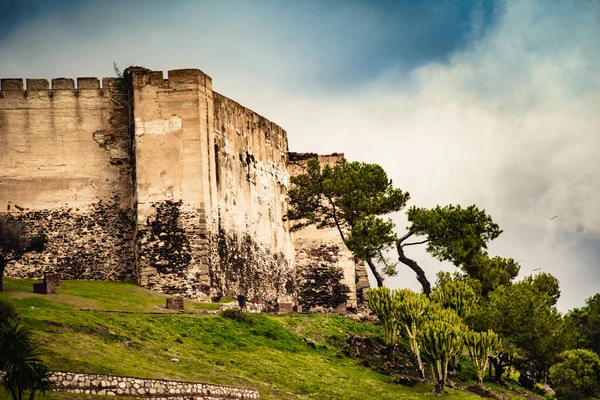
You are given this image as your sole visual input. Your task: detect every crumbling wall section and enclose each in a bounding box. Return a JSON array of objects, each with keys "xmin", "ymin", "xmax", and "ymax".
[
  {"xmin": 129, "ymin": 69, "xmax": 214, "ymax": 300},
  {"xmin": 212, "ymin": 93, "xmax": 295, "ymax": 302},
  {"xmin": 0, "ymin": 67, "xmax": 360, "ymax": 307},
  {"xmin": 288, "ymin": 153, "xmax": 371, "ymax": 310},
  {"xmin": 0, "ymin": 77, "xmax": 134, "ymax": 280},
  {"xmin": 5, "ymin": 200, "xmax": 135, "ymax": 280}
]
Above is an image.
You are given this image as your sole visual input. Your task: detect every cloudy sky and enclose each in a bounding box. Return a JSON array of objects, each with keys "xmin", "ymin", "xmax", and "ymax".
[{"xmin": 1, "ymin": 0, "xmax": 598, "ymax": 312}]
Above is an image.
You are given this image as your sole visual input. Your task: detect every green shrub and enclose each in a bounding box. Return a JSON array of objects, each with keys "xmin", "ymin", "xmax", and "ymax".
[
  {"xmin": 549, "ymin": 349, "xmax": 600, "ymax": 399},
  {"xmin": 393, "ymin": 289, "xmax": 429, "ymax": 378},
  {"xmin": 431, "ymin": 278, "xmax": 478, "ymax": 318},
  {"xmin": 418, "ymin": 308, "xmax": 464, "ymax": 393},
  {"xmin": 0, "ymin": 317, "xmax": 53, "ymax": 400},
  {"xmin": 220, "ymin": 309, "xmax": 255, "ymax": 326},
  {"xmin": 0, "ymin": 297, "xmax": 19, "ymax": 324},
  {"xmin": 464, "ymin": 329, "xmax": 500, "ymax": 384},
  {"xmin": 365, "ymin": 287, "xmax": 401, "ymax": 346}
]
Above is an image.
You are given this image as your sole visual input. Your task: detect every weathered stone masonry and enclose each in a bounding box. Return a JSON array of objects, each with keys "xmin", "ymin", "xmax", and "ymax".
[
  {"xmin": 0, "ymin": 77, "xmax": 134, "ymax": 281},
  {"xmin": 288, "ymin": 153, "xmax": 370, "ymax": 310},
  {"xmin": 129, "ymin": 68, "xmax": 295, "ymax": 302},
  {"xmin": 47, "ymin": 371, "xmax": 259, "ymax": 399},
  {"xmin": 0, "ymin": 67, "xmax": 368, "ymax": 307}
]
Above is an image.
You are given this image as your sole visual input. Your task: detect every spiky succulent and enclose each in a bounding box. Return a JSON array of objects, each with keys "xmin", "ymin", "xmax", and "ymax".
[
  {"xmin": 418, "ymin": 308, "xmax": 465, "ymax": 392},
  {"xmin": 431, "ymin": 279, "xmax": 478, "ymax": 318},
  {"xmin": 366, "ymin": 287, "xmax": 401, "ymax": 346},
  {"xmin": 394, "ymin": 289, "xmax": 430, "ymax": 378},
  {"xmin": 464, "ymin": 329, "xmax": 500, "ymax": 384}
]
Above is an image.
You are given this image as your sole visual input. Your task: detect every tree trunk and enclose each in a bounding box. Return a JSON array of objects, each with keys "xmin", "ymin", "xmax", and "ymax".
[
  {"xmin": 0, "ymin": 255, "xmax": 6, "ymax": 292},
  {"xmin": 395, "ymin": 242, "xmax": 431, "ymax": 296},
  {"xmin": 416, "ymin": 351, "xmax": 425, "ymax": 379},
  {"xmin": 408, "ymin": 333, "xmax": 425, "ymax": 379},
  {"xmin": 450, "ymin": 354, "xmax": 460, "ymax": 374},
  {"xmin": 365, "ymin": 258, "xmax": 384, "ymax": 287},
  {"xmin": 435, "ymin": 382, "xmax": 444, "ymax": 393},
  {"xmin": 491, "ymin": 357, "xmax": 505, "ymax": 381}
]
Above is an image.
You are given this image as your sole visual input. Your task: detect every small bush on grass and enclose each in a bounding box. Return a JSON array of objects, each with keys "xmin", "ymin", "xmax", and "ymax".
[
  {"xmin": 0, "ymin": 299, "xmax": 53, "ymax": 400},
  {"xmin": 0, "ymin": 297, "xmax": 19, "ymax": 321},
  {"xmin": 220, "ymin": 309, "xmax": 255, "ymax": 326},
  {"xmin": 549, "ymin": 349, "xmax": 600, "ymax": 400}
]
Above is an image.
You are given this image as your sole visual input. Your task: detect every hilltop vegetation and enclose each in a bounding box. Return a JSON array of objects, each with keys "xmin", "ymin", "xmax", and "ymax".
[
  {"xmin": 1, "ymin": 279, "xmax": 547, "ymax": 400},
  {"xmin": 287, "ymin": 157, "xmax": 600, "ymax": 399}
]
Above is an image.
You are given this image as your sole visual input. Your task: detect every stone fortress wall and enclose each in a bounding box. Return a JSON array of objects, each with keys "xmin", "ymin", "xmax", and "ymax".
[
  {"xmin": 288, "ymin": 153, "xmax": 370, "ymax": 310},
  {"xmin": 0, "ymin": 67, "xmax": 369, "ymax": 309},
  {"xmin": 0, "ymin": 77, "xmax": 135, "ymax": 281}
]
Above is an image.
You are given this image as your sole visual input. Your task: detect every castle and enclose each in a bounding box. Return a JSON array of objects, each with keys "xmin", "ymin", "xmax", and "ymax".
[{"xmin": 0, "ymin": 67, "xmax": 369, "ymax": 309}]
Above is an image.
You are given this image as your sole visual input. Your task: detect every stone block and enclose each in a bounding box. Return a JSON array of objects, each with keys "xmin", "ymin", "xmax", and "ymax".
[
  {"xmin": 275, "ymin": 302, "xmax": 293, "ymax": 313},
  {"xmin": 26, "ymin": 79, "xmax": 49, "ymax": 90},
  {"xmin": 1, "ymin": 79, "xmax": 23, "ymax": 91},
  {"xmin": 166, "ymin": 297, "xmax": 184, "ymax": 311},
  {"xmin": 102, "ymin": 77, "xmax": 117, "ymax": 88},
  {"xmin": 44, "ymin": 272, "xmax": 62, "ymax": 287},
  {"xmin": 251, "ymin": 294, "xmax": 263, "ymax": 305},
  {"xmin": 149, "ymin": 71, "xmax": 164, "ymax": 85},
  {"xmin": 168, "ymin": 69, "xmax": 203, "ymax": 84},
  {"xmin": 33, "ymin": 281, "xmax": 55, "ymax": 295},
  {"xmin": 333, "ymin": 303, "xmax": 347, "ymax": 314},
  {"xmin": 52, "ymin": 78, "xmax": 75, "ymax": 90},
  {"xmin": 77, "ymin": 78, "xmax": 100, "ymax": 89}
]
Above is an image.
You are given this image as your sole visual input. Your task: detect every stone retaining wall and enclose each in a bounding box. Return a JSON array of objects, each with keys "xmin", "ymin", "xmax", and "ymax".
[{"xmin": 48, "ymin": 371, "xmax": 259, "ymax": 399}]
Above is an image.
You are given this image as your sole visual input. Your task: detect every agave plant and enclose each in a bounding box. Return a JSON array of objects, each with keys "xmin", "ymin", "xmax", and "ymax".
[
  {"xmin": 464, "ymin": 329, "xmax": 500, "ymax": 384},
  {"xmin": 0, "ymin": 313, "xmax": 53, "ymax": 400}
]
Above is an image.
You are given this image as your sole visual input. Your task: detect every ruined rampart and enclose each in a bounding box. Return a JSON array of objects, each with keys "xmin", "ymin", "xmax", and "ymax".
[
  {"xmin": 212, "ymin": 93, "xmax": 294, "ymax": 302},
  {"xmin": 288, "ymin": 153, "xmax": 371, "ymax": 310},
  {"xmin": 129, "ymin": 69, "xmax": 294, "ymax": 301},
  {"xmin": 0, "ymin": 77, "xmax": 134, "ymax": 280},
  {"xmin": 0, "ymin": 67, "xmax": 367, "ymax": 307}
]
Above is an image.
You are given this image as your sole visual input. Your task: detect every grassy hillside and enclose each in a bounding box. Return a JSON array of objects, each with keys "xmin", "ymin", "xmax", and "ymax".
[{"xmin": 1, "ymin": 279, "xmax": 541, "ymax": 400}]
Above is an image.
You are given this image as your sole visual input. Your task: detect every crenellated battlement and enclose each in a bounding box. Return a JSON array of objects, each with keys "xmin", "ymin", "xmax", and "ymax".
[
  {"xmin": 126, "ymin": 68, "xmax": 213, "ymax": 91},
  {"xmin": 0, "ymin": 64, "xmax": 363, "ymax": 309},
  {"xmin": 0, "ymin": 76, "xmax": 121, "ymax": 94}
]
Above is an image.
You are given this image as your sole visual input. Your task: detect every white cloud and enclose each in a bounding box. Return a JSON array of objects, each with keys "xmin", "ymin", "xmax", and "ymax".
[
  {"xmin": 251, "ymin": 0, "xmax": 600, "ymax": 311},
  {"xmin": 1, "ymin": 0, "xmax": 598, "ymax": 311}
]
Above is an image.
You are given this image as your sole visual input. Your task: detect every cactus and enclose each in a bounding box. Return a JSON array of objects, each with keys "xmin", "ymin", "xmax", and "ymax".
[
  {"xmin": 431, "ymin": 279, "xmax": 478, "ymax": 318},
  {"xmin": 418, "ymin": 309, "xmax": 464, "ymax": 393},
  {"xmin": 464, "ymin": 329, "xmax": 500, "ymax": 384},
  {"xmin": 366, "ymin": 287, "xmax": 401, "ymax": 346},
  {"xmin": 394, "ymin": 289, "xmax": 429, "ymax": 378}
]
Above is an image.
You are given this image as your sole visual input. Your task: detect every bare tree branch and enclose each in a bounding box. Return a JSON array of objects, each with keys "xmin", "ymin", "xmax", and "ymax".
[
  {"xmin": 398, "ymin": 231, "xmax": 414, "ymax": 243},
  {"xmin": 396, "ymin": 239, "xmax": 431, "ymax": 296},
  {"xmin": 402, "ymin": 239, "xmax": 429, "ymax": 248}
]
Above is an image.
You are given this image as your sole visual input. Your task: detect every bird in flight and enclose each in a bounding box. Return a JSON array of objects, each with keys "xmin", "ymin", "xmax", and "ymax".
[
  {"xmin": 533, "ymin": 268, "xmax": 541, "ymax": 271},
  {"xmin": 549, "ymin": 215, "xmax": 558, "ymax": 220}
]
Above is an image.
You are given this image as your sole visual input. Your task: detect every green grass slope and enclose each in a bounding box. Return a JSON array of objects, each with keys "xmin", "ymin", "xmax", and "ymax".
[{"xmin": 1, "ymin": 279, "xmax": 540, "ymax": 400}]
